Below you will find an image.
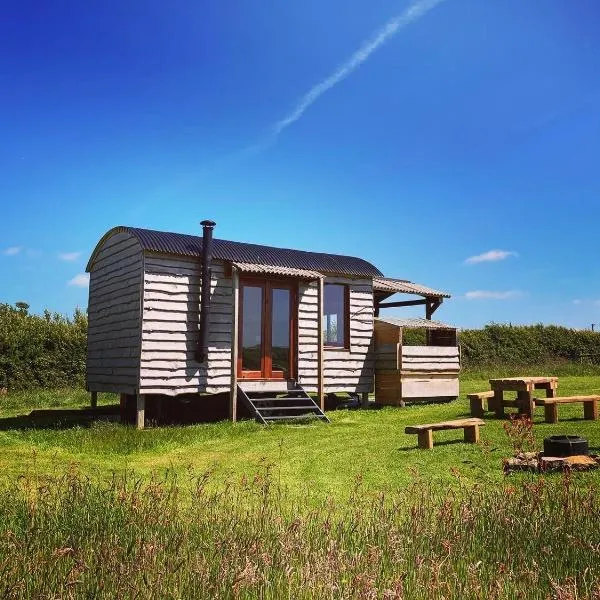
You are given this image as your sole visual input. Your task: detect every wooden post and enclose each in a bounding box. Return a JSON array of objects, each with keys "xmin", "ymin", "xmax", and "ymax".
[
  {"xmin": 464, "ymin": 425, "xmax": 479, "ymax": 444},
  {"xmin": 517, "ymin": 390, "xmax": 534, "ymax": 417},
  {"xmin": 546, "ymin": 383, "xmax": 557, "ymax": 399},
  {"xmin": 418, "ymin": 430, "xmax": 433, "ymax": 450},
  {"xmin": 469, "ymin": 396, "xmax": 484, "ymax": 418},
  {"xmin": 361, "ymin": 392, "xmax": 369, "ymax": 408},
  {"xmin": 317, "ymin": 277, "xmax": 324, "ymax": 412},
  {"xmin": 90, "ymin": 391, "xmax": 97, "ymax": 409},
  {"xmin": 120, "ymin": 393, "xmax": 127, "ymax": 424},
  {"xmin": 544, "ymin": 403, "xmax": 558, "ymax": 424},
  {"xmin": 229, "ymin": 266, "xmax": 239, "ymax": 422},
  {"xmin": 136, "ymin": 394, "xmax": 145, "ymax": 430},
  {"xmin": 494, "ymin": 389, "xmax": 505, "ymax": 418},
  {"xmin": 584, "ymin": 400, "xmax": 598, "ymax": 421},
  {"xmin": 155, "ymin": 397, "xmax": 163, "ymax": 423}
]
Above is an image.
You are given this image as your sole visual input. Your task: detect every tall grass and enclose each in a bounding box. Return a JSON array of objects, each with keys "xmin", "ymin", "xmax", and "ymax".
[{"xmin": 0, "ymin": 469, "xmax": 598, "ymax": 599}]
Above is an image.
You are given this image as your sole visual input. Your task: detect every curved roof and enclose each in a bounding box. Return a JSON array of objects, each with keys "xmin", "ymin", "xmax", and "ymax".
[{"xmin": 87, "ymin": 226, "xmax": 383, "ymax": 278}]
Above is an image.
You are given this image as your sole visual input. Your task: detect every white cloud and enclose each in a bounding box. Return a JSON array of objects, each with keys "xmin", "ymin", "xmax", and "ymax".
[
  {"xmin": 58, "ymin": 251, "xmax": 82, "ymax": 261},
  {"xmin": 271, "ymin": 0, "xmax": 446, "ymax": 139},
  {"xmin": 3, "ymin": 246, "xmax": 23, "ymax": 256},
  {"xmin": 465, "ymin": 290, "xmax": 522, "ymax": 300},
  {"xmin": 464, "ymin": 250, "xmax": 518, "ymax": 265},
  {"xmin": 68, "ymin": 273, "xmax": 90, "ymax": 288}
]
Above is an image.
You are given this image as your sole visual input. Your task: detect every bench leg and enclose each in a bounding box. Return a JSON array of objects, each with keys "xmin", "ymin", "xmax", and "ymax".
[
  {"xmin": 464, "ymin": 425, "xmax": 479, "ymax": 444},
  {"xmin": 545, "ymin": 404, "xmax": 558, "ymax": 424},
  {"xmin": 494, "ymin": 390, "xmax": 504, "ymax": 418},
  {"xmin": 470, "ymin": 397, "xmax": 484, "ymax": 418},
  {"xmin": 417, "ymin": 430, "xmax": 433, "ymax": 450},
  {"xmin": 584, "ymin": 400, "xmax": 598, "ymax": 421},
  {"xmin": 546, "ymin": 385, "xmax": 557, "ymax": 399}
]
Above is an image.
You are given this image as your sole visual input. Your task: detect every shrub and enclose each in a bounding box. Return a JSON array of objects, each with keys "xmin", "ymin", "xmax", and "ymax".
[
  {"xmin": 460, "ymin": 323, "xmax": 600, "ymax": 368},
  {"xmin": 0, "ymin": 303, "xmax": 87, "ymax": 391}
]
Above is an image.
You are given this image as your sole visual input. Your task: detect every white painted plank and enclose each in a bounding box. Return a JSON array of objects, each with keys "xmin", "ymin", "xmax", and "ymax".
[
  {"xmin": 402, "ymin": 346, "xmax": 459, "ymax": 357},
  {"xmin": 400, "ymin": 378, "xmax": 459, "ymax": 398}
]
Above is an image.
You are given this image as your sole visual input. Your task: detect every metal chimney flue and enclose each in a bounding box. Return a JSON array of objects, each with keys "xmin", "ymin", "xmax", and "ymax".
[{"xmin": 196, "ymin": 220, "xmax": 216, "ymax": 363}]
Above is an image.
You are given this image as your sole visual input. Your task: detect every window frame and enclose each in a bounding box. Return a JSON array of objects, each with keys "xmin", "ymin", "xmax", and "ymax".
[{"xmin": 322, "ymin": 283, "xmax": 350, "ymax": 350}]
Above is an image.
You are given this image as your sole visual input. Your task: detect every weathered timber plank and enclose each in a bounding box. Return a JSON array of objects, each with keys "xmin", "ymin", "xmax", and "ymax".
[{"xmin": 405, "ymin": 418, "xmax": 484, "ymax": 433}]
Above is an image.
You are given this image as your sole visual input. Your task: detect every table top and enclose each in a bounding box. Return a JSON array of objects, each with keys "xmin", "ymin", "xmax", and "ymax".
[
  {"xmin": 489, "ymin": 376, "xmax": 558, "ymax": 391},
  {"xmin": 490, "ymin": 376, "xmax": 558, "ymax": 384}
]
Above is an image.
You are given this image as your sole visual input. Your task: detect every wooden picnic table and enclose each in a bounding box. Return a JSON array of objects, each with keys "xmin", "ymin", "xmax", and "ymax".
[{"xmin": 489, "ymin": 376, "xmax": 558, "ymax": 418}]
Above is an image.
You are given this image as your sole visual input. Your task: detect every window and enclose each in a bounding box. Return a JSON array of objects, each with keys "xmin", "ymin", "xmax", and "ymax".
[{"xmin": 323, "ymin": 284, "xmax": 348, "ymax": 348}]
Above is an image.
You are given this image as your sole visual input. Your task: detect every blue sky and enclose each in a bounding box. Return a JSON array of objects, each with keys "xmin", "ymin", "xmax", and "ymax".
[{"xmin": 1, "ymin": 0, "xmax": 599, "ymax": 329}]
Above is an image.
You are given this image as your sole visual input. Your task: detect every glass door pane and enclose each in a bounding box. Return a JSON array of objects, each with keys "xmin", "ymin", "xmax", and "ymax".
[
  {"xmin": 270, "ymin": 287, "xmax": 290, "ymax": 377},
  {"xmin": 241, "ymin": 285, "xmax": 263, "ymax": 374}
]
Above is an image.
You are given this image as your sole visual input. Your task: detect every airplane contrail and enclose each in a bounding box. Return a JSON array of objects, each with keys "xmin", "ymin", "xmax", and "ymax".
[{"xmin": 271, "ymin": 0, "xmax": 447, "ymax": 139}]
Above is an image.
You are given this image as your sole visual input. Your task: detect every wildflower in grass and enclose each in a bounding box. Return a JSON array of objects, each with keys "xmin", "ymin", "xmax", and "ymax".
[{"xmin": 503, "ymin": 414, "xmax": 536, "ymax": 454}]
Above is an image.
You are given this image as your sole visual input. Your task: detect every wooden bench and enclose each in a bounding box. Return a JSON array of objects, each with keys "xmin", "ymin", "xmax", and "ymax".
[
  {"xmin": 535, "ymin": 396, "xmax": 600, "ymax": 424},
  {"xmin": 405, "ymin": 418, "xmax": 485, "ymax": 449}
]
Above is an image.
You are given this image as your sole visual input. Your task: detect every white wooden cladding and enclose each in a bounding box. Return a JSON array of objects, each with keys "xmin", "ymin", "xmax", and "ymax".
[
  {"xmin": 401, "ymin": 346, "xmax": 460, "ymax": 373},
  {"xmin": 297, "ymin": 277, "xmax": 374, "ymax": 394},
  {"xmin": 88, "ymin": 237, "xmax": 376, "ymax": 396},
  {"xmin": 401, "ymin": 376, "xmax": 460, "ymax": 398},
  {"xmin": 140, "ymin": 256, "xmax": 232, "ymax": 395},
  {"xmin": 87, "ymin": 232, "xmax": 142, "ymax": 394},
  {"xmin": 376, "ymin": 345, "xmax": 460, "ymax": 372}
]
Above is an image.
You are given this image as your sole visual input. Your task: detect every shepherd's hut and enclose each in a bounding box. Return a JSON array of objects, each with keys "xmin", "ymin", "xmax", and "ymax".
[{"xmin": 86, "ymin": 221, "xmax": 458, "ymax": 427}]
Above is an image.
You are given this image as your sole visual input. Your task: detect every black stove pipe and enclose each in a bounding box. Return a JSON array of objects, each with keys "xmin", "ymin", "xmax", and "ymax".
[{"xmin": 196, "ymin": 220, "xmax": 216, "ymax": 363}]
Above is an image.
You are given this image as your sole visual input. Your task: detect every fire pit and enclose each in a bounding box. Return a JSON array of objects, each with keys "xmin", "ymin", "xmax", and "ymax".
[
  {"xmin": 504, "ymin": 435, "xmax": 597, "ymax": 473},
  {"xmin": 543, "ymin": 435, "xmax": 589, "ymax": 458}
]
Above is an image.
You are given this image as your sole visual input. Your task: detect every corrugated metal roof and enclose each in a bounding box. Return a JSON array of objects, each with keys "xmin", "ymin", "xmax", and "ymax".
[
  {"xmin": 373, "ymin": 277, "xmax": 450, "ymax": 298},
  {"xmin": 87, "ymin": 226, "xmax": 383, "ymax": 277},
  {"xmin": 376, "ymin": 317, "xmax": 456, "ymax": 330},
  {"xmin": 233, "ymin": 262, "xmax": 322, "ymax": 279}
]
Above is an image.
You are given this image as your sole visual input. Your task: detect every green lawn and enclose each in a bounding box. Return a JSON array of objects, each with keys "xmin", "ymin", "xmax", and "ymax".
[{"xmin": 1, "ymin": 376, "xmax": 599, "ymax": 499}]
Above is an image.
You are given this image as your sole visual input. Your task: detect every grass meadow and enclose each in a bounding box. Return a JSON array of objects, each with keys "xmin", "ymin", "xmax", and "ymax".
[{"xmin": 0, "ymin": 371, "xmax": 599, "ymax": 597}]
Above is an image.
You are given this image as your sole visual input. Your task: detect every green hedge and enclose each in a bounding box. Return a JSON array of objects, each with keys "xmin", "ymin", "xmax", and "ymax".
[
  {"xmin": 0, "ymin": 303, "xmax": 87, "ymax": 391},
  {"xmin": 2, "ymin": 301, "xmax": 599, "ymax": 391},
  {"xmin": 460, "ymin": 323, "xmax": 600, "ymax": 367}
]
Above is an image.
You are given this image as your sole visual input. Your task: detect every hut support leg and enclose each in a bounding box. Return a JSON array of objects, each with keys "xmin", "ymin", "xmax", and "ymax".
[
  {"xmin": 136, "ymin": 394, "xmax": 146, "ymax": 430},
  {"xmin": 361, "ymin": 392, "xmax": 369, "ymax": 408},
  {"xmin": 155, "ymin": 397, "xmax": 163, "ymax": 424},
  {"xmin": 90, "ymin": 391, "xmax": 97, "ymax": 409},
  {"xmin": 120, "ymin": 394, "xmax": 127, "ymax": 424}
]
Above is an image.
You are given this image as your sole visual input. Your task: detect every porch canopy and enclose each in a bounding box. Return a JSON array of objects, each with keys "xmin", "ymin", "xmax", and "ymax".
[
  {"xmin": 231, "ymin": 261, "xmax": 323, "ymax": 280},
  {"xmin": 373, "ymin": 277, "xmax": 451, "ymax": 319}
]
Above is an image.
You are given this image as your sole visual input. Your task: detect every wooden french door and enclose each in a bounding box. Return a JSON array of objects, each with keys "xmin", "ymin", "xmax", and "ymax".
[{"xmin": 238, "ymin": 278, "xmax": 296, "ymax": 379}]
